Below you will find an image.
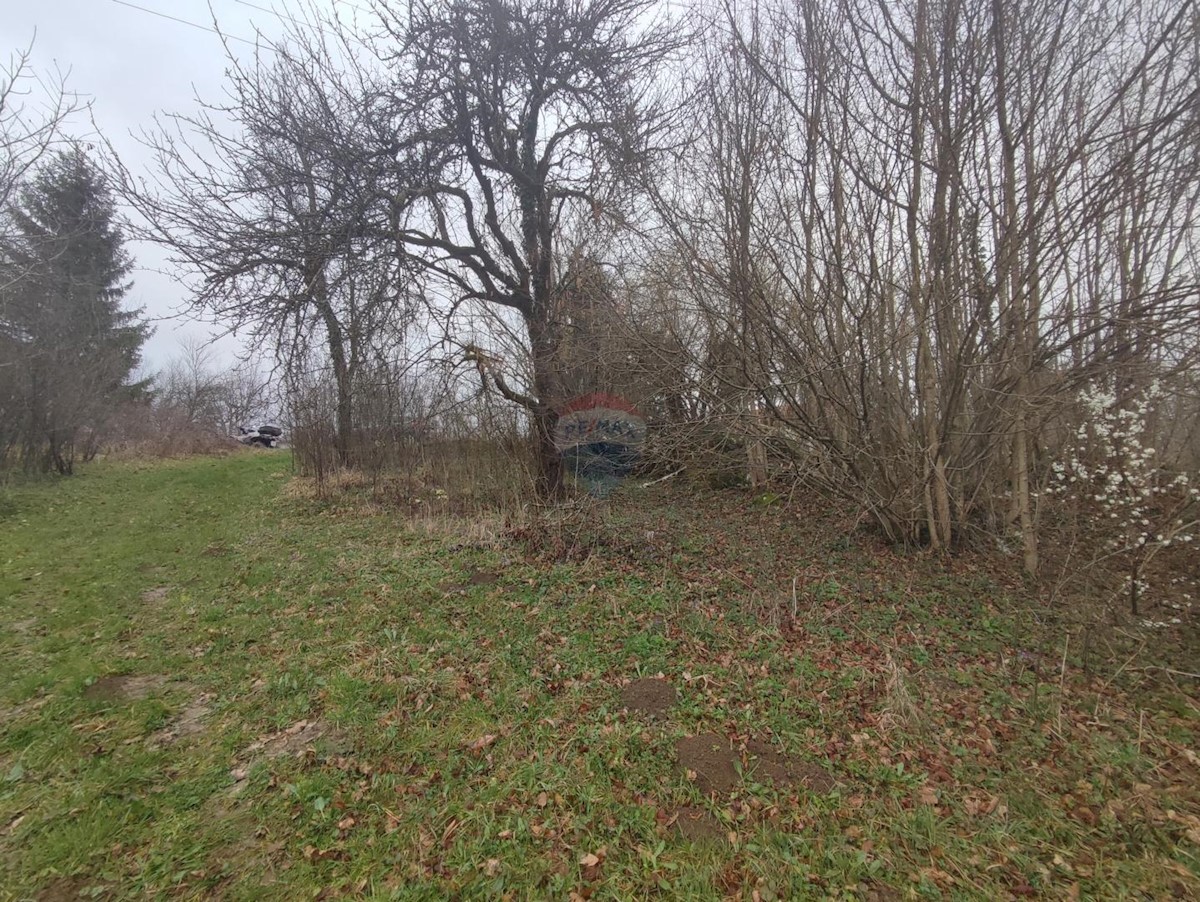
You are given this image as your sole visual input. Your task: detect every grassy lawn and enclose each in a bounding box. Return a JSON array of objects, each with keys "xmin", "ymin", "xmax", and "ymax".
[{"xmin": 1, "ymin": 454, "xmax": 1198, "ymax": 900}]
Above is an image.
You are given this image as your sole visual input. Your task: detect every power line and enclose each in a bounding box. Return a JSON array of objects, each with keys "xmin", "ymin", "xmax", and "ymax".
[
  {"xmin": 232, "ymin": 0, "xmax": 347, "ymax": 40},
  {"xmin": 110, "ymin": 0, "xmax": 381, "ymax": 63},
  {"xmin": 332, "ymin": 0, "xmax": 375, "ymax": 16},
  {"xmin": 234, "ymin": 0, "xmax": 322, "ymax": 33},
  {"xmin": 107, "ymin": 0, "xmax": 261, "ymax": 47}
]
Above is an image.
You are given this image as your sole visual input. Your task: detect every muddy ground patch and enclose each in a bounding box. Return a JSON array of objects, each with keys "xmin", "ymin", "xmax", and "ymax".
[
  {"xmin": 620, "ymin": 677, "xmax": 677, "ymax": 718},
  {"xmin": 441, "ymin": 568, "xmax": 503, "ymax": 593},
  {"xmin": 230, "ymin": 719, "xmax": 338, "ymax": 786},
  {"xmin": 148, "ymin": 694, "xmax": 213, "ymax": 746},
  {"xmin": 676, "ymin": 733, "xmax": 835, "ymax": 796},
  {"xmin": 668, "ymin": 805, "xmax": 726, "ymax": 842},
  {"xmin": 83, "ymin": 674, "xmax": 167, "ymax": 703}
]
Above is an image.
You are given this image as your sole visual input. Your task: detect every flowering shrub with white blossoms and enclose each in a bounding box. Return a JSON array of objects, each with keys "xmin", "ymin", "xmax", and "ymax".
[{"xmin": 1051, "ymin": 381, "xmax": 1199, "ymax": 618}]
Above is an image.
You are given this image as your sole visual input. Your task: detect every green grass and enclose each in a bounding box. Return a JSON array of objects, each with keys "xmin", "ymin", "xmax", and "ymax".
[{"xmin": 1, "ymin": 454, "xmax": 1198, "ymax": 899}]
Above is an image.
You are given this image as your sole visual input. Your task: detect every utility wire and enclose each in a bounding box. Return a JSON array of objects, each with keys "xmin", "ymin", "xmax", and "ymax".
[
  {"xmin": 331, "ymin": 0, "xmax": 375, "ymax": 16},
  {"xmin": 229, "ymin": 0, "xmax": 350, "ymax": 41},
  {"xmin": 111, "ymin": 0, "xmax": 379, "ymax": 62},
  {"xmin": 107, "ymin": 0, "xmax": 261, "ymax": 47},
  {"xmin": 231, "ymin": 0, "xmax": 379, "ymax": 49},
  {"xmin": 234, "ymin": 0, "xmax": 329, "ymax": 34}
]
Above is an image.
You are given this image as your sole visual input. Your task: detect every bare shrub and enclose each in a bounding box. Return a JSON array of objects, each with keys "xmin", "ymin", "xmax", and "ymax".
[
  {"xmin": 287, "ymin": 358, "xmax": 533, "ymax": 514},
  {"xmin": 153, "ymin": 338, "xmax": 272, "ymax": 437},
  {"xmin": 100, "ymin": 401, "xmax": 239, "ymax": 460}
]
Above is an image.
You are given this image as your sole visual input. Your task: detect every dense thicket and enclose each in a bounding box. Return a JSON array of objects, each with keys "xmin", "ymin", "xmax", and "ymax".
[
  {"xmin": 131, "ymin": 0, "xmax": 1198, "ymax": 579},
  {"xmin": 649, "ymin": 0, "xmax": 1200, "ymax": 570}
]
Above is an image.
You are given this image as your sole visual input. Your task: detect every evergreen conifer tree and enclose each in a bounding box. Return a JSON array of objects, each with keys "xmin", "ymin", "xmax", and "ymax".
[{"xmin": 0, "ymin": 147, "xmax": 149, "ymax": 473}]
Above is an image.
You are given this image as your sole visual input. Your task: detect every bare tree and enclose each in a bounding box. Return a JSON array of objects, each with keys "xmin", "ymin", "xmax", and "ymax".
[
  {"xmin": 378, "ymin": 0, "xmax": 681, "ymax": 494},
  {"xmin": 154, "ymin": 336, "xmax": 271, "ymax": 436},
  {"xmin": 0, "ymin": 40, "xmax": 81, "ymax": 223},
  {"xmin": 122, "ymin": 29, "xmax": 424, "ymax": 463},
  {"xmin": 155, "ymin": 337, "xmax": 227, "ymax": 428}
]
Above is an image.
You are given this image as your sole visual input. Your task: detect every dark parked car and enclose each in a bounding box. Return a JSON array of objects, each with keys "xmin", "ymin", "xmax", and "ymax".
[{"xmin": 237, "ymin": 425, "xmax": 282, "ymax": 448}]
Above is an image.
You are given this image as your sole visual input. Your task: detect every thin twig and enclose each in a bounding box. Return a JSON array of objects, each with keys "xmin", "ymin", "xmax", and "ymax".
[
  {"xmin": 640, "ymin": 468, "xmax": 683, "ymax": 488},
  {"xmin": 1057, "ymin": 633, "xmax": 1070, "ymax": 736},
  {"xmin": 1126, "ymin": 666, "xmax": 1200, "ymax": 680}
]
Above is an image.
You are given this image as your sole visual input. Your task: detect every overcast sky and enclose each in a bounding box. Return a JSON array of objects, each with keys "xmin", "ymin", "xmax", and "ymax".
[{"xmin": 2, "ymin": 0, "xmax": 344, "ymax": 371}]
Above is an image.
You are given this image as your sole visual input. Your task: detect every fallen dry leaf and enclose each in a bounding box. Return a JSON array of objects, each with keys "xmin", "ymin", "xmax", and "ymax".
[
  {"xmin": 303, "ymin": 845, "xmax": 346, "ymax": 862},
  {"xmin": 466, "ymin": 734, "xmax": 498, "ymax": 753},
  {"xmin": 963, "ymin": 792, "xmax": 999, "ymax": 817}
]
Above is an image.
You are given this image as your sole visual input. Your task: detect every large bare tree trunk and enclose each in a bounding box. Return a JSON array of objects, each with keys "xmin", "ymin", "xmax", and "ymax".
[
  {"xmin": 323, "ymin": 310, "xmax": 354, "ymax": 465},
  {"xmin": 528, "ymin": 316, "xmax": 564, "ymax": 497},
  {"xmin": 992, "ymin": 0, "xmax": 1038, "ymax": 576}
]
